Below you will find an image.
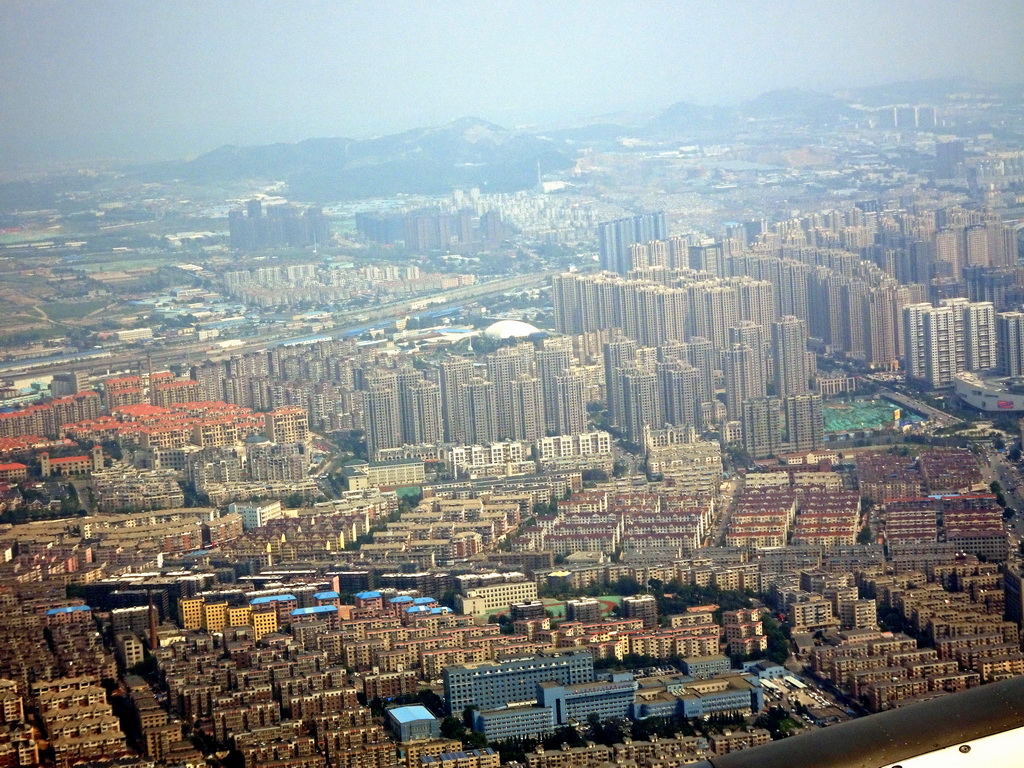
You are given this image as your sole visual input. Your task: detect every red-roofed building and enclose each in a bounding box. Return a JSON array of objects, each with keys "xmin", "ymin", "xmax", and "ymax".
[
  {"xmin": 0, "ymin": 435, "xmax": 70, "ymax": 456},
  {"xmin": 103, "ymin": 375, "xmax": 146, "ymax": 410},
  {"xmin": 152, "ymin": 380, "xmax": 202, "ymax": 408},
  {"xmin": 40, "ymin": 446, "xmax": 104, "ymax": 477},
  {"xmin": 0, "ymin": 463, "xmax": 28, "ymax": 481}
]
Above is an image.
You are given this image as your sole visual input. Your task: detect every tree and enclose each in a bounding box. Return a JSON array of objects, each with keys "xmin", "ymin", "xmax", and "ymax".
[
  {"xmin": 857, "ymin": 523, "xmax": 873, "ymax": 544},
  {"xmin": 440, "ymin": 716, "xmax": 464, "ymax": 740},
  {"xmin": 541, "ymin": 727, "xmax": 587, "ymax": 750},
  {"xmin": 612, "ymin": 576, "xmax": 642, "ymax": 596},
  {"xmin": 991, "ymin": 481, "xmax": 1007, "ymax": 508},
  {"xmin": 762, "ymin": 614, "xmax": 791, "ymax": 665}
]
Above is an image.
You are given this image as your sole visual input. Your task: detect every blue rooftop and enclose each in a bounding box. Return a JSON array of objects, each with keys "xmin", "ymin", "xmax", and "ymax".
[
  {"xmin": 250, "ymin": 594, "xmax": 297, "ymax": 605},
  {"xmin": 390, "ymin": 596, "xmax": 414, "ymax": 604},
  {"xmin": 355, "ymin": 591, "xmax": 381, "ymax": 600},
  {"xmin": 413, "ymin": 597, "xmax": 436, "ymax": 605},
  {"xmin": 429, "ymin": 607, "xmax": 450, "ymax": 614},
  {"xmin": 405, "ymin": 605, "xmax": 430, "ymax": 613},
  {"xmin": 292, "ymin": 605, "xmax": 337, "ymax": 616},
  {"xmin": 314, "ymin": 591, "xmax": 340, "ymax": 600},
  {"xmin": 388, "ymin": 705, "xmax": 436, "ymax": 724},
  {"xmin": 46, "ymin": 605, "xmax": 91, "ymax": 615}
]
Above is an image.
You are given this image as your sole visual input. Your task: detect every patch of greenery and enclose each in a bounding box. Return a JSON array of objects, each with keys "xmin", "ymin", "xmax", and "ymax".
[{"xmin": 45, "ymin": 299, "xmax": 113, "ymax": 321}]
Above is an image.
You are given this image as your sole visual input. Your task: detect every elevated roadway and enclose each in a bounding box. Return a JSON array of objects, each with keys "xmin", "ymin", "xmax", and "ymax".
[{"xmin": 6, "ymin": 271, "xmax": 557, "ymax": 379}]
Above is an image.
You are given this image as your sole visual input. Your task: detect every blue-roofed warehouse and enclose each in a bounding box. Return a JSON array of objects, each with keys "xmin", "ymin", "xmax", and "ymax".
[
  {"xmin": 250, "ymin": 594, "xmax": 297, "ymax": 605},
  {"xmin": 387, "ymin": 705, "xmax": 440, "ymax": 742},
  {"xmin": 45, "ymin": 605, "xmax": 91, "ymax": 615},
  {"xmin": 291, "ymin": 605, "xmax": 337, "ymax": 617}
]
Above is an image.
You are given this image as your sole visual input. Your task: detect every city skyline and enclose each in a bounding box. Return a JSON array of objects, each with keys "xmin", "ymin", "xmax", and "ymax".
[
  {"xmin": 1, "ymin": 4, "xmax": 1024, "ymax": 760},
  {"xmin": 2, "ymin": 0, "xmax": 1024, "ymax": 168}
]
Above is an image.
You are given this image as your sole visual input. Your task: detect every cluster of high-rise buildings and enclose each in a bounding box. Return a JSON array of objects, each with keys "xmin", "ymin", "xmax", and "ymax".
[
  {"xmin": 357, "ymin": 208, "xmax": 507, "ymax": 252},
  {"xmin": 597, "ymin": 212, "xmax": 669, "ymax": 274},
  {"xmin": 363, "ymin": 344, "xmax": 590, "ymax": 460},
  {"xmin": 228, "ymin": 199, "xmax": 330, "ymax": 251},
  {"xmin": 355, "ymin": 187, "xmax": 602, "ymax": 251},
  {"xmin": 220, "ymin": 260, "xmax": 476, "ymax": 308}
]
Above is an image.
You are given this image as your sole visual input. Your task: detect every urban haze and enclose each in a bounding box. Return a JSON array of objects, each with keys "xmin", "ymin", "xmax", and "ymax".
[{"xmin": 1, "ymin": 2, "xmax": 1024, "ymax": 768}]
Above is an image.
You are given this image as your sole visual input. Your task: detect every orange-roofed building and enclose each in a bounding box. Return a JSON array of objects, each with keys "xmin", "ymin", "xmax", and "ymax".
[
  {"xmin": 40, "ymin": 446, "xmax": 104, "ymax": 477},
  {"xmin": 104, "ymin": 375, "xmax": 146, "ymax": 410},
  {"xmin": 152, "ymin": 380, "xmax": 202, "ymax": 408},
  {"xmin": 0, "ymin": 435, "xmax": 70, "ymax": 456},
  {"xmin": 63, "ymin": 400, "xmax": 264, "ymax": 450},
  {"xmin": 0, "ymin": 463, "xmax": 28, "ymax": 481},
  {"xmin": 265, "ymin": 407, "xmax": 309, "ymax": 444},
  {"xmin": 113, "ymin": 403, "xmax": 171, "ymax": 419},
  {"xmin": 104, "ymin": 375, "xmax": 142, "ymax": 392},
  {"xmin": 107, "ymin": 387, "xmax": 146, "ymax": 410}
]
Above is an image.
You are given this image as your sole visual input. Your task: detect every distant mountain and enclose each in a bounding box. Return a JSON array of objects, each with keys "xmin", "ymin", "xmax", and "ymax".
[
  {"xmin": 642, "ymin": 89, "xmax": 854, "ymax": 137},
  {"xmin": 834, "ymin": 77, "xmax": 1005, "ymax": 106},
  {"xmin": 644, "ymin": 101, "xmax": 736, "ymax": 135},
  {"xmin": 179, "ymin": 118, "xmax": 575, "ymax": 201},
  {"xmin": 740, "ymin": 88, "xmax": 855, "ymax": 123},
  {"xmin": 540, "ymin": 123, "xmax": 629, "ymax": 144}
]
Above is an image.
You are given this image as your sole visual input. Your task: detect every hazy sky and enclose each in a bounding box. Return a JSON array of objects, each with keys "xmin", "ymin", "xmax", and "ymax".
[{"xmin": 2, "ymin": 0, "xmax": 1022, "ymax": 168}]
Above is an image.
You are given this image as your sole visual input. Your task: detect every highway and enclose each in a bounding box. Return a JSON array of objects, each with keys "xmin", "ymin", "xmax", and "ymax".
[
  {"xmin": 5, "ymin": 270, "xmax": 558, "ymax": 379},
  {"xmin": 983, "ymin": 445, "xmax": 1024, "ymax": 543},
  {"xmin": 876, "ymin": 387, "xmax": 962, "ymax": 428}
]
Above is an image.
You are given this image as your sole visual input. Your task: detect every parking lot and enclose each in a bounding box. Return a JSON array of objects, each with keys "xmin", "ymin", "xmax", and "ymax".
[{"xmin": 760, "ymin": 671, "xmax": 856, "ymax": 728}]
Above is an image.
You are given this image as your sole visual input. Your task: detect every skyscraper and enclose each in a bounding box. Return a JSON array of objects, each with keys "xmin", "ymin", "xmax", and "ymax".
[
  {"xmin": 365, "ymin": 382, "xmax": 403, "ymax": 458},
  {"xmin": 684, "ymin": 337, "xmax": 716, "ymax": 411},
  {"xmin": 697, "ymin": 284, "xmax": 740, "ymax": 351},
  {"xmin": 998, "ymin": 312, "xmax": 1024, "ymax": 377},
  {"xmin": 603, "ymin": 338, "xmax": 638, "ymax": 428},
  {"xmin": 688, "ymin": 242, "xmax": 724, "ymax": 276},
  {"xmin": 964, "ymin": 266, "xmax": 1017, "ymax": 311},
  {"xmin": 396, "ymin": 367, "xmax": 425, "ymax": 443},
  {"xmin": 729, "ymin": 322, "xmax": 767, "ymax": 391},
  {"xmin": 840, "ymin": 279, "xmax": 869, "ymax": 359},
  {"xmin": 598, "ymin": 213, "xmax": 667, "ymax": 274},
  {"xmin": 465, "ymin": 378, "xmax": 498, "ymax": 444},
  {"xmin": 863, "ymin": 286, "xmax": 908, "ymax": 370},
  {"xmin": 741, "ymin": 397, "xmax": 782, "ymax": 459},
  {"xmin": 509, "ymin": 375, "xmax": 544, "ymax": 442},
  {"xmin": 404, "ymin": 379, "xmax": 443, "ymax": 446},
  {"xmin": 934, "ymin": 229, "xmax": 963, "ymax": 279},
  {"xmin": 784, "ymin": 394, "xmax": 824, "ymax": 453},
  {"xmin": 960, "ymin": 300, "xmax": 997, "ymax": 372},
  {"xmin": 487, "ymin": 348, "xmax": 529, "ymax": 440},
  {"xmin": 439, "ymin": 357, "xmax": 473, "ymax": 444},
  {"xmin": 724, "ymin": 343, "xmax": 765, "ymax": 419},
  {"xmin": 536, "ymin": 348, "xmax": 573, "ymax": 434},
  {"xmin": 554, "ymin": 370, "xmax": 588, "ymax": 436},
  {"xmin": 621, "ymin": 283, "xmax": 688, "ymax": 347},
  {"xmin": 771, "ymin": 316, "xmax": 810, "ymax": 398},
  {"xmin": 936, "ymin": 140, "xmax": 966, "ymax": 179},
  {"xmin": 618, "ymin": 367, "xmax": 660, "ymax": 446},
  {"xmin": 903, "ymin": 304, "xmax": 957, "ymax": 388},
  {"xmin": 736, "ymin": 277, "xmax": 776, "ymax": 333},
  {"xmin": 657, "ymin": 361, "xmax": 700, "ymax": 429}
]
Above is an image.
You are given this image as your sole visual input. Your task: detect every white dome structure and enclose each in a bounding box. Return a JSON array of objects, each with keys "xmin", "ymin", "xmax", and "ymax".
[{"xmin": 483, "ymin": 319, "xmax": 542, "ymax": 340}]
